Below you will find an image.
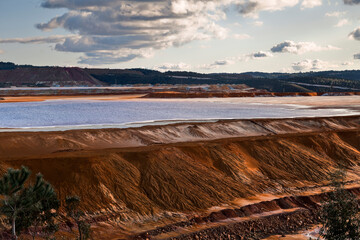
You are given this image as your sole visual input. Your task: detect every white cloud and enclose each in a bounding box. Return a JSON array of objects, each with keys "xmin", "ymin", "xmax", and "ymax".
[
  {"xmin": 342, "ymin": 61, "xmax": 354, "ymax": 65},
  {"xmin": 200, "ymin": 49, "xmax": 273, "ymax": 70},
  {"xmin": 200, "ymin": 59, "xmax": 235, "ymax": 70},
  {"xmin": 246, "ymin": 51, "xmax": 273, "ymax": 59},
  {"xmin": 0, "ymin": 35, "xmax": 71, "ymax": 44},
  {"xmin": 344, "ymin": 0, "xmax": 360, "ymax": 5},
  {"xmin": 271, "ymin": 40, "xmax": 340, "ymax": 54},
  {"xmin": 36, "ymin": 0, "xmax": 235, "ymax": 64},
  {"xmin": 325, "ymin": 11, "xmax": 346, "ymax": 17},
  {"xmin": 349, "ymin": 27, "xmax": 360, "ymax": 40},
  {"xmin": 335, "ymin": 19, "xmax": 350, "ymax": 27},
  {"xmin": 1, "ymin": 0, "xmax": 321, "ymax": 65},
  {"xmin": 41, "ymin": 0, "xmax": 120, "ymax": 9},
  {"xmin": 325, "ymin": 11, "xmax": 349, "ymax": 27},
  {"xmin": 154, "ymin": 62, "xmax": 191, "ymax": 71},
  {"xmin": 233, "ymin": 33, "xmax": 251, "ymax": 40},
  {"xmin": 199, "ymin": 44, "xmax": 210, "ymax": 49},
  {"xmin": 79, "ymin": 48, "xmax": 154, "ymax": 65},
  {"xmin": 301, "ymin": 0, "xmax": 322, "ymax": 9},
  {"xmin": 292, "ymin": 59, "xmax": 337, "ymax": 71},
  {"xmin": 237, "ymin": 0, "xmax": 299, "ymax": 18},
  {"xmin": 252, "ymin": 20, "xmax": 263, "ymax": 26}
]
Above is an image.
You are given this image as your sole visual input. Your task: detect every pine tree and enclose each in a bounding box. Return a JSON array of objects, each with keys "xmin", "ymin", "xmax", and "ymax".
[
  {"xmin": 319, "ymin": 169, "xmax": 360, "ymax": 240},
  {"xmin": 17, "ymin": 174, "xmax": 60, "ymax": 240},
  {"xmin": 65, "ymin": 196, "xmax": 91, "ymax": 240},
  {"xmin": 0, "ymin": 166, "xmax": 59, "ymax": 239},
  {"xmin": 0, "ymin": 166, "xmax": 31, "ymax": 238}
]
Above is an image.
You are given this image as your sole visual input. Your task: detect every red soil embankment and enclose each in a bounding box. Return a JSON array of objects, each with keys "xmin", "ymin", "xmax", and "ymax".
[
  {"xmin": 0, "ymin": 116, "xmax": 359, "ymax": 212},
  {"xmin": 1, "ymin": 116, "xmax": 360, "ymax": 238}
]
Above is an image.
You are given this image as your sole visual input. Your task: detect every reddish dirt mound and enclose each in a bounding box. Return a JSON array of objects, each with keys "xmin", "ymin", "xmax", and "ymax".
[
  {"xmin": 0, "ymin": 117, "xmax": 359, "ymax": 213},
  {"xmin": 1, "ymin": 116, "xmax": 360, "ymax": 238}
]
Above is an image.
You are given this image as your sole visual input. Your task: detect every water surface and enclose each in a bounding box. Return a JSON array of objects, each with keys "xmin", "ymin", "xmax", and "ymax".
[{"xmin": 0, "ymin": 98, "xmax": 358, "ymax": 131}]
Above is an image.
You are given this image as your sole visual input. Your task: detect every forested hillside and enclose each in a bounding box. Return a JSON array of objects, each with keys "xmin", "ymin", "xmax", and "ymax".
[{"xmin": 1, "ymin": 61, "xmax": 360, "ymax": 92}]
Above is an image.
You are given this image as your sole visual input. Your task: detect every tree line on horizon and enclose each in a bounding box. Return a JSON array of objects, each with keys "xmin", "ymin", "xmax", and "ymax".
[{"xmin": 1, "ymin": 61, "xmax": 360, "ymax": 92}]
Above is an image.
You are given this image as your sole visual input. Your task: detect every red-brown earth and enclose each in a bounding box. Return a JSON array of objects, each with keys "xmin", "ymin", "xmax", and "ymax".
[{"xmin": 1, "ymin": 116, "xmax": 360, "ymax": 239}]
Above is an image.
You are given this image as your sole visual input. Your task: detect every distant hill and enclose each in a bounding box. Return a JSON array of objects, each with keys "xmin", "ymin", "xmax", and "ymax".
[
  {"xmin": 0, "ymin": 64, "xmax": 104, "ymax": 87},
  {"xmin": 1, "ymin": 61, "xmax": 360, "ymax": 91},
  {"xmin": 86, "ymin": 68, "xmax": 360, "ymax": 92}
]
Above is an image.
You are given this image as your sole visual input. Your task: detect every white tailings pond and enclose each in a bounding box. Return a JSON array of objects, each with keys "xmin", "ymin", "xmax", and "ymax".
[{"xmin": 0, "ymin": 96, "xmax": 359, "ymax": 132}]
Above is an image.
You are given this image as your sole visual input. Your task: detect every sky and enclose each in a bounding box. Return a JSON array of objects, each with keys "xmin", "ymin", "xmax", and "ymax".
[{"xmin": 0, "ymin": 0, "xmax": 360, "ymax": 73}]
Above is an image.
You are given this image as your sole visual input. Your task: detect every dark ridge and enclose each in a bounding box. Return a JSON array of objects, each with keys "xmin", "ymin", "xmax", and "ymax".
[{"xmin": 1, "ymin": 61, "xmax": 360, "ymax": 92}]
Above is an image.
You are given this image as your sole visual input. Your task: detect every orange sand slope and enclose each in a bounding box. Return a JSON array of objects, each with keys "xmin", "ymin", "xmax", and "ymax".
[
  {"xmin": 1, "ymin": 92, "xmax": 360, "ymax": 104},
  {"xmin": 1, "ymin": 116, "xmax": 360, "ymax": 211},
  {"xmin": 1, "ymin": 116, "xmax": 360, "ymax": 238}
]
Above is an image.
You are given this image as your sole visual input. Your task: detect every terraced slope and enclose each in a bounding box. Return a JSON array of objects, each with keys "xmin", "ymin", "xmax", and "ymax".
[{"xmin": 1, "ymin": 116, "xmax": 360, "ymax": 238}]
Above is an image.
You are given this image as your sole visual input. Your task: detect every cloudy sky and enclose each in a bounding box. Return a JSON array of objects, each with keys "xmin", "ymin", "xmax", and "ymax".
[{"xmin": 0, "ymin": 0, "xmax": 360, "ymax": 72}]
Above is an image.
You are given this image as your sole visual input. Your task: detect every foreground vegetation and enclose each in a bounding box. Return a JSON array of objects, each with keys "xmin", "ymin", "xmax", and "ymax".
[
  {"xmin": 0, "ymin": 167, "xmax": 91, "ymax": 240},
  {"xmin": 319, "ymin": 169, "xmax": 360, "ymax": 239}
]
